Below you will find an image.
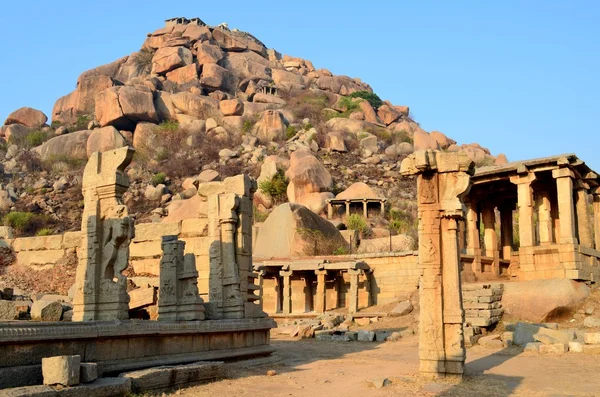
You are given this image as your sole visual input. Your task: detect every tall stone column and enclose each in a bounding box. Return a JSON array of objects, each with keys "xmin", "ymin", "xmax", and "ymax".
[
  {"xmin": 401, "ymin": 150, "xmax": 474, "ymax": 378},
  {"xmin": 537, "ymin": 190, "xmax": 553, "ymax": 245},
  {"xmin": 552, "ymin": 168, "xmax": 577, "ymax": 244},
  {"xmin": 575, "ymin": 183, "xmax": 592, "ymax": 248},
  {"xmin": 280, "ymin": 270, "xmax": 292, "ymax": 314},
  {"xmin": 327, "ymin": 202, "xmax": 333, "ymax": 219},
  {"xmin": 348, "ymin": 269, "xmax": 360, "ymax": 314},
  {"xmin": 314, "ymin": 270, "xmax": 327, "ymax": 313},
  {"xmin": 73, "ymin": 147, "xmax": 135, "ymax": 322},
  {"xmin": 594, "ymin": 190, "xmax": 600, "ymax": 250},
  {"xmin": 363, "ymin": 200, "xmax": 368, "ymax": 218},
  {"xmin": 499, "ymin": 205, "xmax": 514, "ymax": 260},
  {"xmin": 465, "ymin": 201, "xmax": 481, "ymax": 275},
  {"xmin": 481, "ymin": 205, "xmax": 497, "ymax": 257},
  {"xmin": 510, "ymin": 173, "xmax": 536, "ymax": 248}
]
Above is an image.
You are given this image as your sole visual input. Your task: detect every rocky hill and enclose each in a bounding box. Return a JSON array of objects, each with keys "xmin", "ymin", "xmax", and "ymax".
[{"xmin": 0, "ymin": 17, "xmax": 506, "ymax": 239}]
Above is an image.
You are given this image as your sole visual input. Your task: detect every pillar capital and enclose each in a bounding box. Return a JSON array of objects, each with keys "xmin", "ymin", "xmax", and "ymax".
[
  {"xmin": 314, "ymin": 269, "xmax": 327, "ymax": 276},
  {"xmin": 279, "ymin": 270, "xmax": 293, "ymax": 277},
  {"xmin": 509, "ymin": 172, "xmax": 536, "ymax": 185},
  {"xmin": 552, "ymin": 168, "xmax": 575, "ymax": 179}
]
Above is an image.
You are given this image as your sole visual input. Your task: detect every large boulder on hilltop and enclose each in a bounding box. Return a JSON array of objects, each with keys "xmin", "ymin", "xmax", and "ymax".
[
  {"xmin": 413, "ymin": 130, "xmax": 439, "ymax": 150},
  {"xmin": 222, "ymin": 51, "xmax": 272, "ymax": 82},
  {"xmin": 181, "ymin": 24, "xmax": 211, "ymax": 42},
  {"xmin": 0, "ymin": 124, "xmax": 29, "ymax": 143},
  {"xmin": 151, "ymin": 46, "xmax": 193, "ymax": 75},
  {"xmin": 200, "ymin": 63, "xmax": 231, "ymax": 91},
  {"xmin": 113, "ymin": 52, "xmax": 153, "ymax": 83},
  {"xmin": 77, "ymin": 75, "xmax": 115, "ymax": 114},
  {"xmin": 336, "ymin": 182, "xmax": 382, "ymax": 200},
  {"xmin": 170, "ymin": 92, "xmax": 219, "ymax": 119},
  {"xmin": 254, "ymin": 203, "xmax": 347, "ymax": 258},
  {"xmin": 253, "ymin": 110, "xmax": 288, "ymax": 142},
  {"xmin": 325, "ymin": 118, "xmax": 372, "ymax": 135},
  {"xmin": 212, "ymin": 28, "xmax": 248, "ymax": 51},
  {"xmin": 95, "ymin": 86, "xmax": 158, "ymax": 130},
  {"xmin": 78, "ymin": 56, "xmax": 128, "ymax": 83},
  {"xmin": 194, "ymin": 43, "xmax": 224, "ymax": 65},
  {"xmin": 315, "ymin": 75, "xmax": 370, "ymax": 95},
  {"xmin": 220, "ymin": 99, "xmax": 244, "ymax": 116},
  {"xmin": 34, "ymin": 130, "xmax": 91, "ymax": 160},
  {"xmin": 358, "ymin": 100, "xmax": 378, "ymax": 124},
  {"xmin": 165, "ymin": 64, "xmax": 198, "ymax": 84},
  {"xmin": 325, "ymin": 131, "xmax": 347, "ymax": 152},
  {"xmin": 286, "ymin": 150, "xmax": 332, "ymax": 213},
  {"xmin": 502, "ymin": 279, "xmax": 590, "ymax": 322},
  {"xmin": 377, "ymin": 104, "xmax": 401, "ymax": 125},
  {"xmin": 86, "ymin": 126, "xmax": 128, "ymax": 157},
  {"xmin": 272, "ymin": 69, "xmax": 305, "ymax": 91},
  {"xmin": 430, "ymin": 131, "xmax": 455, "ymax": 150},
  {"xmin": 4, "ymin": 107, "xmax": 47, "ymax": 128},
  {"xmin": 154, "ymin": 91, "xmax": 176, "ymax": 121}
]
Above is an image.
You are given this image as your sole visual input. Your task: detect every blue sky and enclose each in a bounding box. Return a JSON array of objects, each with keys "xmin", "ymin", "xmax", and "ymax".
[{"xmin": 1, "ymin": 1, "xmax": 598, "ymax": 169}]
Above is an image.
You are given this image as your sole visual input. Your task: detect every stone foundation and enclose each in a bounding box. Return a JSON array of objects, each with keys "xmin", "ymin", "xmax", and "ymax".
[{"xmin": 0, "ymin": 318, "xmax": 275, "ymax": 389}]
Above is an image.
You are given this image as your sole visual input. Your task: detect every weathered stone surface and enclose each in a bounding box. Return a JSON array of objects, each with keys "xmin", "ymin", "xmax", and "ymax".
[
  {"xmin": 253, "ymin": 110, "xmax": 287, "ymax": 143},
  {"xmin": 413, "ymin": 130, "xmax": 439, "ymax": 151},
  {"xmin": 584, "ymin": 333, "xmax": 600, "ymax": 344},
  {"xmin": 357, "ymin": 330, "xmax": 375, "ymax": 342},
  {"xmin": 254, "ymin": 203, "xmax": 347, "ymax": 258},
  {"xmin": 95, "ymin": 86, "xmax": 158, "ymax": 130},
  {"xmin": 539, "ymin": 343, "xmax": 568, "ymax": 354},
  {"xmin": 377, "ymin": 104, "xmax": 401, "ymax": 125},
  {"xmin": 220, "ymin": 99, "xmax": 244, "ymax": 116},
  {"xmin": 325, "ymin": 131, "xmax": 347, "ymax": 152},
  {"xmin": 86, "ymin": 126, "xmax": 128, "ymax": 157},
  {"xmin": 569, "ymin": 341, "xmax": 583, "ymax": 352},
  {"xmin": 7, "ymin": 377, "xmax": 132, "ymax": 396},
  {"xmin": 200, "ymin": 63, "xmax": 230, "ymax": 90},
  {"xmin": 336, "ymin": 182, "xmax": 382, "ymax": 200},
  {"xmin": 42, "ymin": 355, "xmax": 80, "ymax": 386},
  {"xmin": 513, "ymin": 322, "xmax": 575, "ymax": 346},
  {"xmin": 324, "ymin": 118, "xmax": 372, "ymax": 135},
  {"xmin": 152, "ymin": 46, "xmax": 193, "ymax": 75},
  {"xmin": 4, "ymin": 107, "xmax": 47, "ymax": 128},
  {"xmin": 121, "ymin": 361, "xmax": 224, "ymax": 393},
  {"xmin": 584, "ymin": 316, "xmax": 600, "ymax": 328},
  {"xmin": 502, "ymin": 280, "xmax": 590, "ymax": 323},
  {"xmin": 80, "ymin": 363, "xmax": 98, "ymax": 383},
  {"xmin": 391, "ymin": 300, "xmax": 413, "ymax": 316},
  {"xmin": 357, "ymin": 234, "xmax": 415, "ymax": 254},
  {"xmin": 34, "ymin": 130, "xmax": 91, "ymax": 160},
  {"xmin": 0, "ymin": 300, "xmax": 18, "ymax": 320},
  {"xmin": 164, "ymin": 195, "xmax": 207, "ymax": 223},
  {"xmin": 286, "ymin": 150, "xmax": 332, "ymax": 209},
  {"xmin": 170, "ymin": 92, "xmax": 219, "ymax": 119},
  {"xmin": 1, "ymin": 123, "xmax": 29, "ymax": 143},
  {"xmin": 478, "ymin": 334, "xmax": 504, "ymax": 348},
  {"xmin": 31, "ymin": 300, "xmax": 63, "ymax": 321},
  {"xmin": 165, "ymin": 64, "xmax": 198, "ymax": 84},
  {"xmin": 195, "ymin": 43, "xmax": 225, "ymax": 65}
]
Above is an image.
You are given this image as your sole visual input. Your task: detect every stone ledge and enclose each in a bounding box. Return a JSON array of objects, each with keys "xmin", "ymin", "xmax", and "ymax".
[
  {"xmin": 0, "ymin": 318, "xmax": 277, "ymax": 344},
  {"xmin": 1, "ymin": 377, "xmax": 131, "ymax": 397}
]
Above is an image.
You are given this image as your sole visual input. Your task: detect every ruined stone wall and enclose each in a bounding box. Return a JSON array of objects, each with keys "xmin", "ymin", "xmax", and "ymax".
[{"xmin": 0, "ymin": 232, "xmax": 81, "ymax": 270}]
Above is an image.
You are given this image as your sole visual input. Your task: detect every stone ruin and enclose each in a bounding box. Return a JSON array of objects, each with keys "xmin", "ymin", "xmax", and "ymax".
[
  {"xmin": 73, "ymin": 147, "xmax": 135, "ymax": 321},
  {"xmin": 164, "ymin": 17, "xmax": 206, "ymax": 27},
  {"xmin": 0, "ymin": 147, "xmax": 275, "ymax": 390},
  {"xmin": 401, "ymin": 150, "xmax": 475, "ymax": 378},
  {"xmin": 157, "ymin": 235, "xmax": 205, "ymax": 321}
]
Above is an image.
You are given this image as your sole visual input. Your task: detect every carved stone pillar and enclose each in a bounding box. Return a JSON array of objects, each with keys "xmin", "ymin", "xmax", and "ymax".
[
  {"xmin": 481, "ymin": 204, "xmax": 499, "ymax": 276},
  {"xmin": 345, "ymin": 201, "xmax": 350, "ymax": 218},
  {"xmin": 73, "ymin": 147, "xmax": 135, "ymax": 322},
  {"xmin": 575, "ymin": 182, "xmax": 593, "ymax": 248},
  {"xmin": 465, "ymin": 200, "xmax": 481, "ymax": 275},
  {"xmin": 400, "ymin": 150, "xmax": 474, "ymax": 378},
  {"xmin": 363, "ymin": 200, "xmax": 368, "ymax": 218},
  {"xmin": 510, "ymin": 173, "xmax": 536, "ymax": 248},
  {"xmin": 552, "ymin": 168, "xmax": 577, "ymax": 244},
  {"xmin": 327, "ymin": 202, "xmax": 333, "ymax": 219},
  {"xmin": 348, "ymin": 269, "xmax": 360, "ymax": 314},
  {"xmin": 314, "ymin": 270, "xmax": 327, "ymax": 314},
  {"xmin": 594, "ymin": 190, "xmax": 600, "ymax": 250},
  {"xmin": 280, "ymin": 270, "xmax": 292, "ymax": 315}
]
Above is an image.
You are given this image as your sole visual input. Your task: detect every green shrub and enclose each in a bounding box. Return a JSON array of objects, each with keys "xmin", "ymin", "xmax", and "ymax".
[
  {"xmin": 151, "ymin": 172, "xmax": 167, "ymax": 187},
  {"xmin": 242, "ymin": 119, "xmax": 254, "ymax": 134},
  {"xmin": 3, "ymin": 212, "xmax": 47, "ymax": 235},
  {"xmin": 43, "ymin": 155, "xmax": 86, "ymax": 173},
  {"xmin": 303, "ymin": 122, "xmax": 313, "ymax": 131},
  {"xmin": 258, "ymin": 170, "xmax": 288, "ymax": 204},
  {"xmin": 51, "ymin": 120, "xmax": 62, "ymax": 128},
  {"xmin": 26, "ymin": 130, "xmax": 49, "ymax": 148},
  {"xmin": 348, "ymin": 90, "xmax": 383, "ymax": 109},
  {"xmin": 333, "ymin": 247, "xmax": 349, "ymax": 255},
  {"xmin": 72, "ymin": 114, "xmax": 91, "ymax": 132},
  {"xmin": 36, "ymin": 228, "xmax": 53, "ymax": 236},
  {"xmin": 155, "ymin": 148, "xmax": 169, "ymax": 162},
  {"xmin": 347, "ymin": 214, "xmax": 369, "ymax": 234},
  {"xmin": 133, "ymin": 49, "xmax": 154, "ymax": 74},
  {"xmin": 395, "ymin": 129, "xmax": 413, "ymax": 145},
  {"xmin": 286, "ymin": 125, "xmax": 297, "ymax": 140},
  {"xmin": 158, "ymin": 120, "xmax": 179, "ymax": 133}
]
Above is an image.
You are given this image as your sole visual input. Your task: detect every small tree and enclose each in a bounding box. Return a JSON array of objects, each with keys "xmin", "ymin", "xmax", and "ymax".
[{"xmin": 258, "ymin": 170, "xmax": 288, "ymax": 204}]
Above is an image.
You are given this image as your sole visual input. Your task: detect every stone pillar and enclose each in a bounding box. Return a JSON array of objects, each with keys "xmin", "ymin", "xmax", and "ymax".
[
  {"xmin": 594, "ymin": 190, "xmax": 600, "ymax": 250},
  {"xmin": 481, "ymin": 205, "xmax": 497, "ymax": 257},
  {"xmin": 499, "ymin": 205, "xmax": 514, "ymax": 260},
  {"xmin": 575, "ymin": 183, "xmax": 593, "ymax": 248},
  {"xmin": 345, "ymin": 201, "xmax": 350, "ymax": 218},
  {"xmin": 363, "ymin": 200, "xmax": 368, "ymax": 218},
  {"xmin": 465, "ymin": 201, "xmax": 481, "ymax": 274},
  {"xmin": 314, "ymin": 270, "xmax": 327, "ymax": 314},
  {"xmin": 537, "ymin": 190, "xmax": 553, "ymax": 245},
  {"xmin": 73, "ymin": 147, "xmax": 135, "ymax": 322},
  {"xmin": 400, "ymin": 150, "xmax": 474, "ymax": 378},
  {"xmin": 280, "ymin": 270, "xmax": 292, "ymax": 314},
  {"xmin": 380, "ymin": 201, "xmax": 385, "ymax": 216},
  {"xmin": 510, "ymin": 173, "xmax": 537, "ymax": 248},
  {"xmin": 348, "ymin": 269, "xmax": 360, "ymax": 314},
  {"xmin": 552, "ymin": 168, "xmax": 577, "ymax": 244},
  {"xmin": 327, "ymin": 202, "xmax": 333, "ymax": 219}
]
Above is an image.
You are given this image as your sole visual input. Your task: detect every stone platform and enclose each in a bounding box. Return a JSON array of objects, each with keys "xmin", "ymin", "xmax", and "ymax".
[{"xmin": 0, "ymin": 318, "xmax": 276, "ymax": 389}]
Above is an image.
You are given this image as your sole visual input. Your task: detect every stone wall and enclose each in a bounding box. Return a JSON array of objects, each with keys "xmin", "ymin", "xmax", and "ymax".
[{"xmin": 0, "ymin": 232, "xmax": 81, "ymax": 270}]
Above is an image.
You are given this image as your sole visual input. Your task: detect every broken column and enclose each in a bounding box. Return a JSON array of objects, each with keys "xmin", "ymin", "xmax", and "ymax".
[
  {"xmin": 400, "ymin": 150, "xmax": 474, "ymax": 378},
  {"xmin": 73, "ymin": 147, "xmax": 135, "ymax": 321},
  {"xmin": 157, "ymin": 235, "xmax": 205, "ymax": 321}
]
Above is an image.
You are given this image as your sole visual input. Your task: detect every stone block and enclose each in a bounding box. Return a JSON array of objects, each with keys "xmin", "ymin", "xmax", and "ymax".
[
  {"xmin": 569, "ymin": 341, "xmax": 583, "ymax": 353},
  {"xmin": 478, "ymin": 334, "xmax": 503, "ymax": 348},
  {"xmin": 357, "ymin": 330, "xmax": 375, "ymax": 342},
  {"xmin": 583, "ymin": 317, "xmax": 600, "ymax": 328},
  {"xmin": 0, "ymin": 226, "xmax": 14, "ymax": 239},
  {"xmin": 534, "ymin": 328, "xmax": 576, "ymax": 345},
  {"xmin": 375, "ymin": 331, "xmax": 391, "ymax": 342},
  {"xmin": 80, "ymin": 363, "xmax": 98, "ymax": 383},
  {"xmin": 133, "ymin": 222, "xmax": 181, "ymax": 242},
  {"xmin": 331, "ymin": 334, "xmax": 351, "ymax": 342},
  {"xmin": 584, "ymin": 333, "xmax": 600, "ymax": 345},
  {"xmin": 11, "ymin": 235, "xmax": 64, "ymax": 251},
  {"xmin": 354, "ymin": 317, "xmax": 370, "ymax": 326},
  {"xmin": 16, "ymin": 250, "xmax": 66, "ymax": 268},
  {"xmin": 390, "ymin": 300, "xmax": 413, "ymax": 316},
  {"xmin": 128, "ymin": 287, "xmax": 156, "ymax": 309},
  {"xmin": 131, "ymin": 258, "xmax": 160, "ymax": 276},
  {"xmin": 120, "ymin": 361, "xmax": 224, "ymax": 393},
  {"xmin": 130, "ymin": 241, "xmax": 163, "ymax": 258},
  {"xmin": 539, "ymin": 343, "xmax": 568, "ymax": 354},
  {"xmin": 31, "ymin": 300, "xmax": 63, "ymax": 321},
  {"xmin": 0, "ymin": 300, "xmax": 18, "ymax": 320},
  {"xmin": 523, "ymin": 342, "xmax": 542, "ymax": 353},
  {"xmin": 346, "ymin": 331, "xmax": 358, "ymax": 341},
  {"xmin": 42, "ymin": 355, "xmax": 80, "ymax": 386},
  {"xmin": 181, "ymin": 218, "xmax": 209, "ymax": 237},
  {"xmin": 513, "ymin": 322, "xmax": 573, "ymax": 346},
  {"xmin": 62, "ymin": 231, "xmax": 82, "ymax": 249},
  {"xmin": 583, "ymin": 344, "xmax": 600, "ymax": 354}
]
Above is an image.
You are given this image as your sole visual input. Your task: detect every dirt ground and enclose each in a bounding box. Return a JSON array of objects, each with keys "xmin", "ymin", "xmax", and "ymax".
[{"xmin": 167, "ymin": 334, "xmax": 600, "ymax": 397}]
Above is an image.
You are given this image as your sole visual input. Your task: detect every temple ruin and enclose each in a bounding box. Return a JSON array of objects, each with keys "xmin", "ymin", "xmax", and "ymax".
[
  {"xmin": 400, "ymin": 149, "xmax": 475, "ymax": 378},
  {"xmin": 461, "ymin": 154, "xmax": 600, "ymax": 282}
]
